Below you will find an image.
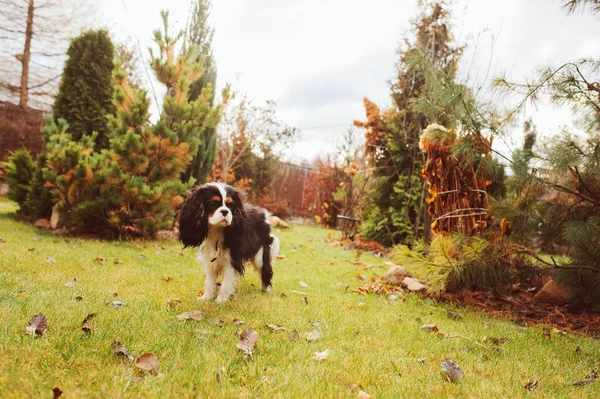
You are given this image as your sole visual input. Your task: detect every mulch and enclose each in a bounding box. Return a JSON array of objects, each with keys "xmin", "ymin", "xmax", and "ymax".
[{"xmin": 437, "ymin": 288, "xmax": 600, "ymax": 338}]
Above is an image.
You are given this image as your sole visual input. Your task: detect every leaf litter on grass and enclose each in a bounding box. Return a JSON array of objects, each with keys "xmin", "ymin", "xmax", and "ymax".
[
  {"xmin": 26, "ymin": 313, "xmax": 48, "ymax": 337},
  {"xmin": 265, "ymin": 323, "xmax": 286, "ymax": 331},
  {"xmin": 111, "ymin": 341, "xmax": 134, "ymax": 361},
  {"xmin": 236, "ymin": 327, "xmax": 259, "ymax": 358},
  {"xmin": 176, "ymin": 310, "xmax": 204, "ymax": 321},
  {"xmin": 441, "ymin": 359, "xmax": 463, "ymax": 383},
  {"xmin": 81, "ymin": 313, "xmax": 96, "ymax": 334},
  {"xmin": 306, "ymin": 329, "xmax": 322, "ymax": 341},
  {"xmin": 136, "ymin": 353, "xmax": 160, "ymax": 375}
]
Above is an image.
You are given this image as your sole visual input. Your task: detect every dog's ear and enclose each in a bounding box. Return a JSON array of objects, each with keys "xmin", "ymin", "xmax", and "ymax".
[
  {"xmin": 178, "ymin": 186, "xmax": 208, "ymax": 247},
  {"xmin": 225, "ymin": 186, "xmax": 246, "ymax": 240}
]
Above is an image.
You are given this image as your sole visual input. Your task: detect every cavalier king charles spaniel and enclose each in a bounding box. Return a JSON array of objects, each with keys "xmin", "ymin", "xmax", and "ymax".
[{"xmin": 178, "ymin": 182, "xmax": 279, "ymax": 303}]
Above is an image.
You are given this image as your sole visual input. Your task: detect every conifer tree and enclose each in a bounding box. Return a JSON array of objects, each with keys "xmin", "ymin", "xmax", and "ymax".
[
  {"xmin": 38, "ymin": 11, "xmax": 226, "ymax": 238},
  {"xmin": 182, "ymin": 0, "xmax": 219, "ymax": 184},
  {"xmin": 53, "ymin": 30, "xmax": 116, "ymax": 149}
]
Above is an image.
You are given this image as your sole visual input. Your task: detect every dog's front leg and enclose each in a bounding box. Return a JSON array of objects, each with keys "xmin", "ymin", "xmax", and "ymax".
[
  {"xmin": 199, "ymin": 263, "xmax": 218, "ymax": 301},
  {"xmin": 216, "ymin": 252, "xmax": 242, "ymax": 303}
]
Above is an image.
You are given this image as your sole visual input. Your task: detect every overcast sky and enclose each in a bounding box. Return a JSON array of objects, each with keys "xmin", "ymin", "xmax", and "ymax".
[{"xmin": 98, "ymin": 0, "xmax": 600, "ymax": 162}]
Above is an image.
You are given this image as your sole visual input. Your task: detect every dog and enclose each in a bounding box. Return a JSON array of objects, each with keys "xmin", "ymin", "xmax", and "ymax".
[{"xmin": 178, "ymin": 182, "xmax": 279, "ymax": 302}]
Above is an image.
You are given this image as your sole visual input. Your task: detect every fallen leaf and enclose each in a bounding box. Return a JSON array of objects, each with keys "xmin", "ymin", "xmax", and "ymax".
[
  {"xmin": 28, "ymin": 247, "xmax": 35, "ymax": 252},
  {"xmin": 26, "ymin": 313, "xmax": 48, "ymax": 337},
  {"xmin": 306, "ymin": 329, "xmax": 322, "ymax": 341},
  {"xmin": 420, "ymin": 324, "xmax": 439, "ymax": 332},
  {"xmin": 46, "ymin": 256, "xmax": 56, "ymax": 264},
  {"xmin": 357, "ymin": 390, "xmax": 371, "ymax": 399},
  {"xmin": 163, "ymin": 275, "xmax": 173, "ymax": 282},
  {"xmin": 94, "ymin": 257, "xmax": 106, "ymax": 263},
  {"xmin": 113, "ymin": 258, "xmax": 123, "ymax": 264},
  {"xmin": 313, "ymin": 348, "xmax": 330, "ymax": 361},
  {"xmin": 353, "ymin": 261, "xmax": 365, "ymax": 266},
  {"xmin": 52, "ymin": 387, "xmax": 63, "ymax": 399},
  {"xmin": 236, "ymin": 327, "xmax": 259, "ymax": 358},
  {"xmin": 299, "ymin": 281, "xmax": 309, "ymax": 288},
  {"xmin": 136, "ymin": 353, "xmax": 160, "ymax": 375},
  {"xmin": 276, "ymin": 254, "xmax": 286, "ymax": 260},
  {"xmin": 18, "ymin": 293, "xmax": 27, "ymax": 299},
  {"xmin": 75, "ymin": 296, "xmax": 83, "ymax": 301},
  {"xmin": 65, "ymin": 281, "xmax": 75, "ymax": 287},
  {"xmin": 213, "ymin": 318, "xmax": 225, "ymax": 326},
  {"xmin": 358, "ymin": 302, "xmax": 366, "ymax": 307},
  {"xmin": 176, "ymin": 310, "xmax": 204, "ymax": 321},
  {"xmin": 524, "ymin": 379, "xmax": 540, "ymax": 390},
  {"xmin": 573, "ymin": 378, "xmax": 596, "ymax": 386},
  {"xmin": 301, "ymin": 297, "xmax": 308, "ymax": 305},
  {"xmin": 288, "ymin": 330, "xmax": 300, "ymax": 341},
  {"xmin": 111, "ymin": 301, "xmax": 126, "ymax": 308},
  {"xmin": 0, "ymin": 238, "xmax": 5, "ymax": 243},
  {"xmin": 291, "ymin": 290, "xmax": 307, "ymax": 295},
  {"xmin": 81, "ymin": 313, "xmax": 96, "ymax": 334},
  {"xmin": 233, "ymin": 318, "xmax": 245, "ymax": 325},
  {"xmin": 265, "ymin": 323, "xmax": 286, "ymax": 331},
  {"xmin": 111, "ymin": 341, "xmax": 134, "ymax": 361},
  {"xmin": 441, "ymin": 359, "xmax": 463, "ymax": 383},
  {"xmin": 589, "ymin": 370, "xmax": 599, "ymax": 379},
  {"xmin": 446, "ymin": 310, "xmax": 462, "ymax": 320},
  {"xmin": 418, "ymin": 358, "xmax": 426, "ymax": 364},
  {"xmin": 113, "ymin": 292, "xmax": 119, "ymax": 297},
  {"xmin": 167, "ymin": 298, "xmax": 181, "ymax": 307}
]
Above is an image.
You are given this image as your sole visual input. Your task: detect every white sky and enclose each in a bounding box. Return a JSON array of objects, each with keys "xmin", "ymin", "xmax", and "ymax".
[{"xmin": 96, "ymin": 0, "xmax": 600, "ymax": 162}]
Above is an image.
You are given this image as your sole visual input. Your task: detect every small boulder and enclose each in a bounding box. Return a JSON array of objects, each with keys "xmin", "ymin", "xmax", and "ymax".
[
  {"xmin": 381, "ymin": 265, "xmax": 411, "ymax": 286},
  {"xmin": 269, "ymin": 215, "xmax": 289, "ymax": 228},
  {"xmin": 402, "ymin": 277, "xmax": 428, "ymax": 292},
  {"xmin": 534, "ymin": 279, "xmax": 573, "ymax": 306},
  {"xmin": 34, "ymin": 219, "xmax": 51, "ymax": 229}
]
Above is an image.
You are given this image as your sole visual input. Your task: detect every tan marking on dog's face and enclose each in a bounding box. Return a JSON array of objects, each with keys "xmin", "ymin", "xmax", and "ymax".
[
  {"xmin": 212, "ymin": 195, "xmax": 221, "ymax": 202},
  {"xmin": 225, "ymin": 197, "xmax": 233, "ymax": 205}
]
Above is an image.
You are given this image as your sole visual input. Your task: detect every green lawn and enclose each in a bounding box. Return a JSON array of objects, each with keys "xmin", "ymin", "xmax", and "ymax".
[{"xmin": 0, "ymin": 198, "xmax": 598, "ymax": 398}]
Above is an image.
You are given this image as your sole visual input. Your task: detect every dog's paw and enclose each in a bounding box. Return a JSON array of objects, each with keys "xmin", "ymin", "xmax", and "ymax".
[
  {"xmin": 262, "ymin": 285, "xmax": 272, "ymax": 293},
  {"xmin": 198, "ymin": 293, "xmax": 213, "ymax": 301},
  {"xmin": 215, "ymin": 294, "xmax": 230, "ymax": 303}
]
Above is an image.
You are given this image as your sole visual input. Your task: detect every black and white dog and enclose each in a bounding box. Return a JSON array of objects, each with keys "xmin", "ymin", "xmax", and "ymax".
[{"xmin": 178, "ymin": 183, "xmax": 279, "ymax": 302}]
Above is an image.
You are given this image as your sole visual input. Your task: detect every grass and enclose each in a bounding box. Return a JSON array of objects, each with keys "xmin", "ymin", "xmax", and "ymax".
[{"xmin": 0, "ymin": 198, "xmax": 599, "ymax": 398}]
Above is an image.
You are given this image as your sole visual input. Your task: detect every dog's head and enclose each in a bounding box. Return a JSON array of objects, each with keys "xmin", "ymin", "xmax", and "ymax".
[{"xmin": 178, "ymin": 182, "xmax": 246, "ymax": 247}]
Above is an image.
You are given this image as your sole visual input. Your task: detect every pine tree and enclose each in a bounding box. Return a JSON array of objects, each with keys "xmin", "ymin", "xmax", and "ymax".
[
  {"xmin": 182, "ymin": 0, "xmax": 219, "ymax": 185},
  {"xmin": 42, "ymin": 11, "xmax": 225, "ymax": 237},
  {"xmin": 53, "ymin": 30, "xmax": 116, "ymax": 149}
]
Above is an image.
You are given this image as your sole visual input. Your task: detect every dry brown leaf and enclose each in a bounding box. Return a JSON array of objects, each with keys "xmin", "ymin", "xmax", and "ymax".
[
  {"xmin": 313, "ymin": 348, "xmax": 330, "ymax": 360},
  {"xmin": 420, "ymin": 324, "xmax": 439, "ymax": 332},
  {"xmin": 357, "ymin": 390, "xmax": 371, "ymax": 399},
  {"xmin": 573, "ymin": 378, "xmax": 596, "ymax": 386},
  {"xmin": 94, "ymin": 257, "xmax": 106, "ymax": 263},
  {"xmin": 26, "ymin": 313, "xmax": 48, "ymax": 337},
  {"xmin": 265, "ymin": 323, "xmax": 286, "ymax": 331},
  {"xmin": 441, "ymin": 359, "xmax": 463, "ymax": 383},
  {"xmin": 136, "ymin": 353, "xmax": 160, "ymax": 375},
  {"xmin": 306, "ymin": 329, "xmax": 322, "ymax": 341},
  {"xmin": 52, "ymin": 387, "xmax": 63, "ymax": 399},
  {"xmin": 233, "ymin": 318, "xmax": 245, "ymax": 325},
  {"xmin": 81, "ymin": 313, "xmax": 96, "ymax": 334},
  {"xmin": 276, "ymin": 255, "xmax": 286, "ymax": 260},
  {"xmin": 524, "ymin": 379, "xmax": 540, "ymax": 390},
  {"xmin": 176, "ymin": 310, "xmax": 204, "ymax": 321},
  {"xmin": 213, "ymin": 318, "xmax": 225, "ymax": 326},
  {"xmin": 446, "ymin": 310, "xmax": 462, "ymax": 320},
  {"xmin": 288, "ymin": 330, "xmax": 300, "ymax": 341},
  {"xmin": 111, "ymin": 301, "xmax": 126, "ymax": 308},
  {"xmin": 113, "ymin": 258, "xmax": 123, "ymax": 264},
  {"xmin": 301, "ymin": 297, "xmax": 309, "ymax": 305},
  {"xmin": 163, "ymin": 275, "xmax": 173, "ymax": 282},
  {"xmin": 111, "ymin": 341, "xmax": 134, "ymax": 361},
  {"xmin": 167, "ymin": 298, "xmax": 181, "ymax": 307},
  {"xmin": 236, "ymin": 327, "xmax": 259, "ymax": 358},
  {"xmin": 299, "ymin": 281, "xmax": 309, "ymax": 288}
]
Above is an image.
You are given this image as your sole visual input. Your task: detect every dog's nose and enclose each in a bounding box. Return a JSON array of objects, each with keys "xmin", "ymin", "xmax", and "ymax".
[{"xmin": 220, "ymin": 209, "xmax": 229, "ymax": 216}]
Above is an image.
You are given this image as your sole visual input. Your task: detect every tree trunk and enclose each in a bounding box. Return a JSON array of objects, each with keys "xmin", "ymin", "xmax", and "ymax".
[{"xmin": 19, "ymin": 0, "xmax": 34, "ymax": 109}]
